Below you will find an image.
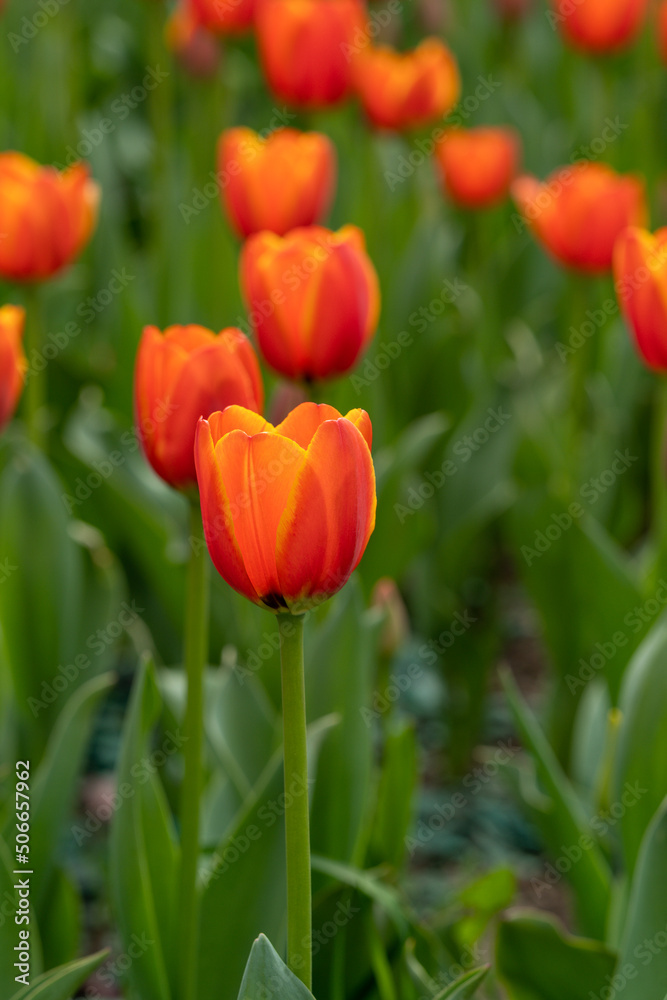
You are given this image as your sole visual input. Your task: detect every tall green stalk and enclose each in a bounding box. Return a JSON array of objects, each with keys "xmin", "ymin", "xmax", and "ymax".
[
  {"xmin": 177, "ymin": 500, "xmax": 210, "ymax": 1000},
  {"xmin": 23, "ymin": 285, "xmax": 46, "ymax": 449},
  {"xmin": 279, "ymin": 613, "xmax": 312, "ymax": 989}
]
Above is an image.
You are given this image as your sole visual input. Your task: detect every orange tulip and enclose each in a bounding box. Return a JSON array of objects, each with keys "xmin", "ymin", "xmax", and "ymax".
[
  {"xmin": 218, "ymin": 127, "xmax": 336, "ymax": 238},
  {"xmin": 0, "ymin": 153, "xmax": 99, "ymax": 282},
  {"xmin": 613, "ymin": 227, "xmax": 667, "ymax": 370},
  {"xmin": 512, "ymin": 162, "xmax": 647, "ymax": 273},
  {"xmin": 134, "ymin": 324, "xmax": 263, "ymax": 490},
  {"xmin": 240, "ymin": 225, "xmax": 380, "ymax": 381},
  {"xmin": 659, "ymin": 0, "xmax": 667, "ymax": 62},
  {"xmin": 0, "ymin": 305, "xmax": 26, "ymax": 432},
  {"xmin": 434, "ymin": 126, "xmax": 520, "ymax": 209},
  {"xmin": 353, "ymin": 38, "xmax": 460, "ymax": 132},
  {"xmin": 549, "ymin": 0, "xmax": 648, "ymax": 53},
  {"xmin": 188, "ymin": 0, "xmax": 255, "ymax": 32},
  {"xmin": 166, "ymin": 2, "xmax": 221, "ymax": 77},
  {"xmin": 195, "ymin": 402, "xmax": 376, "ymax": 612},
  {"xmin": 255, "ymin": 0, "xmax": 367, "ymax": 108}
]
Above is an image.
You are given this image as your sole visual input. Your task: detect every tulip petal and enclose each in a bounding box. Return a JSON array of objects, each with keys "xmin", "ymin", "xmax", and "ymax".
[
  {"xmin": 276, "ymin": 418, "xmax": 376, "ymax": 610},
  {"xmin": 195, "ymin": 419, "xmax": 259, "ymax": 605}
]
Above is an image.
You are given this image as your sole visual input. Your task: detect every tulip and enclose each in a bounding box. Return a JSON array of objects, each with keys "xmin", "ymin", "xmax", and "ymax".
[
  {"xmin": 0, "ymin": 305, "xmax": 26, "ymax": 432},
  {"xmin": 613, "ymin": 227, "xmax": 667, "ymax": 370},
  {"xmin": 255, "ymin": 0, "xmax": 366, "ymax": 108},
  {"xmin": 240, "ymin": 225, "xmax": 380, "ymax": 381},
  {"xmin": 512, "ymin": 162, "xmax": 647, "ymax": 273},
  {"xmin": 550, "ymin": 0, "xmax": 648, "ymax": 54},
  {"xmin": 189, "ymin": 0, "xmax": 255, "ymax": 33},
  {"xmin": 0, "ymin": 153, "xmax": 99, "ymax": 282},
  {"xmin": 218, "ymin": 127, "xmax": 336, "ymax": 238},
  {"xmin": 353, "ymin": 38, "xmax": 460, "ymax": 132},
  {"xmin": 195, "ymin": 402, "xmax": 376, "ymax": 613},
  {"xmin": 166, "ymin": 2, "xmax": 221, "ymax": 77},
  {"xmin": 434, "ymin": 126, "xmax": 520, "ymax": 209},
  {"xmin": 134, "ymin": 324, "xmax": 263, "ymax": 490}
]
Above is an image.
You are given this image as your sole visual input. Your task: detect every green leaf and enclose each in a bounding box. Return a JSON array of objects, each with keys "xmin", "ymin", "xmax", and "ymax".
[
  {"xmin": 433, "ymin": 965, "xmax": 489, "ymax": 999},
  {"xmin": 197, "ymin": 716, "xmax": 337, "ymax": 1000},
  {"xmin": 307, "ymin": 583, "xmax": 381, "ymax": 865},
  {"xmin": 617, "ymin": 796, "xmax": 667, "ymax": 999},
  {"xmin": 29, "ymin": 672, "xmax": 115, "ymax": 914},
  {"xmin": 237, "ymin": 935, "xmax": 315, "ymax": 1000},
  {"xmin": 109, "ymin": 657, "xmax": 178, "ymax": 1000},
  {"xmin": 497, "ymin": 913, "xmax": 617, "ymax": 1000},
  {"xmin": 501, "ymin": 669, "xmax": 611, "ymax": 938},
  {"xmin": 311, "ymin": 855, "xmax": 409, "ymax": 938},
  {"xmin": 9, "ymin": 950, "xmax": 108, "ymax": 1000},
  {"xmin": 612, "ymin": 621, "xmax": 667, "ymax": 875},
  {"xmin": 0, "ymin": 835, "xmax": 21, "ymax": 997},
  {"xmin": 369, "ymin": 720, "xmax": 417, "ymax": 869}
]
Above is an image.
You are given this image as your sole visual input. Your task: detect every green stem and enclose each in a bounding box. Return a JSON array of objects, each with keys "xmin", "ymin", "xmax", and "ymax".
[
  {"xmin": 23, "ymin": 286, "xmax": 46, "ymax": 449},
  {"xmin": 279, "ymin": 613, "xmax": 312, "ymax": 988},
  {"xmin": 651, "ymin": 376, "xmax": 667, "ymax": 583},
  {"xmin": 148, "ymin": 1, "xmax": 175, "ymax": 325},
  {"xmin": 177, "ymin": 500, "xmax": 210, "ymax": 1000}
]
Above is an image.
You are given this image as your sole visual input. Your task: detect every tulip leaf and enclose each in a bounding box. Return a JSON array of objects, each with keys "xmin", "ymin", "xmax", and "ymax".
[
  {"xmin": 9, "ymin": 949, "xmax": 108, "ymax": 1000},
  {"xmin": 109, "ymin": 657, "xmax": 179, "ymax": 1000},
  {"xmin": 500, "ymin": 669, "xmax": 611, "ymax": 939},
  {"xmin": 432, "ymin": 965, "xmax": 490, "ymax": 999},
  {"xmin": 237, "ymin": 934, "xmax": 316, "ymax": 1000},
  {"xmin": 29, "ymin": 671, "xmax": 115, "ymax": 915},
  {"xmin": 611, "ymin": 620, "xmax": 667, "ymax": 876},
  {"xmin": 617, "ymin": 796, "xmax": 667, "ymax": 999},
  {"xmin": 369, "ymin": 720, "xmax": 417, "ymax": 869},
  {"xmin": 197, "ymin": 715, "xmax": 337, "ymax": 1000},
  {"xmin": 307, "ymin": 582, "xmax": 382, "ymax": 866},
  {"xmin": 496, "ymin": 912, "xmax": 617, "ymax": 1000}
]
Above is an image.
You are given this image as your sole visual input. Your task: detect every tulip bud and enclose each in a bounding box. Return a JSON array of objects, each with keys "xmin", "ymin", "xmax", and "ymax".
[
  {"xmin": 613, "ymin": 226, "xmax": 667, "ymax": 370},
  {"xmin": 166, "ymin": 2, "xmax": 221, "ymax": 77},
  {"xmin": 134, "ymin": 324, "xmax": 263, "ymax": 490},
  {"xmin": 255, "ymin": 0, "xmax": 367, "ymax": 109},
  {"xmin": 512, "ymin": 162, "xmax": 647, "ymax": 273},
  {"xmin": 195, "ymin": 402, "xmax": 376, "ymax": 613},
  {"xmin": 218, "ymin": 127, "xmax": 336, "ymax": 238},
  {"xmin": 434, "ymin": 126, "xmax": 521, "ymax": 209},
  {"xmin": 0, "ymin": 153, "xmax": 99, "ymax": 283},
  {"xmin": 353, "ymin": 37, "xmax": 460, "ymax": 132},
  {"xmin": 371, "ymin": 578, "xmax": 410, "ymax": 657},
  {"xmin": 550, "ymin": 0, "xmax": 648, "ymax": 54},
  {"xmin": 240, "ymin": 225, "xmax": 380, "ymax": 381},
  {"xmin": 0, "ymin": 305, "xmax": 26, "ymax": 432}
]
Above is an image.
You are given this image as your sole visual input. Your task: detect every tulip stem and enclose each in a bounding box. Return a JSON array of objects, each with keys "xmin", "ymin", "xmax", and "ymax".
[
  {"xmin": 178, "ymin": 500, "xmax": 210, "ymax": 1000},
  {"xmin": 279, "ymin": 612, "xmax": 312, "ymax": 989},
  {"xmin": 23, "ymin": 286, "xmax": 46, "ymax": 449}
]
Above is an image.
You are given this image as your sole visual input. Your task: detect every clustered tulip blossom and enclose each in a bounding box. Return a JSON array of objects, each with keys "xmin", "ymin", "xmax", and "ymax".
[
  {"xmin": 134, "ymin": 324, "xmax": 263, "ymax": 490},
  {"xmin": 512, "ymin": 162, "xmax": 647, "ymax": 273},
  {"xmin": 353, "ymin": 38, "xmax": 460, "ymax": 132},
  {"xmin": 435, "ymin": 126, "xmax": 521, "ymax": 209},
  {"xmin": 0, "ymin": 152, "xmax": 99, "ymax": 282},
  {"xmin": 195, "ymin": 403, "xmax": 376, "ymax": 613},
  {"xmin": 240, "ymin": 225, "xmax": 380, "ymax": 381},
  {"xmin": 0, "ymin": 305, "xmax": 26, "ymax": 432},
  {"xmin": 218, "ymin": 127, "xmax": 336, "ymax": 238},
  {"xmin": 550, "ymin": 0, "xmax": 648, "ymax": 53},
  {"xmin": 255, "ymin": 0, "xmax": 366, "ymax": 108},
  {"xmin": 614, "ymin": 227, "xmax": 667, "ymax": 370}
]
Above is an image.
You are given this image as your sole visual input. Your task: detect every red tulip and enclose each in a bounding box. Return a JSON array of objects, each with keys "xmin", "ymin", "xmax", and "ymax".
[
  {"xmin": 218, "ymin": 127, "xmax": 336, "ymax": 238},
  {"xmin": 255, "ymin": 0, "xmax": 367, "ymax": 108},
  {"xmin": 195, "ymin": 402, "xmax": 376, "ymax": 612},
  {"xmin": 613, "ymin": 226, "xmax": 667, "ymax": 370},
  {"xmin": 166, "ymin": 2, "xmax": 221, "ymax": 77},
  {"xmin": 0, "ymin": 153, "xmax": 99, "ymax": 282},
  {"xmin": 549, "ymin": 0, "xmax": 648, "ymax": 53},
  {"xmin": 134, "ymin": 324, "xmax": 263, "ymax": 490},
  {"xmin": 0, "ymin": 305, "xmax": 26, "ymax": 431},
  {"xmin": 353, "ymin": 38, "xmax": 460, "ymax": 131},
  {"xmin": 189, "ymin": 0, "xmax": 255, "ymax": 33},
  {"xmin": 512, "ymin": 162, "xmax": 647, "ymax": 273},
  {"xmin": 240, "ymin": 225, "xmax": 380, "ymax": 381},
  {"xmin": 434, "ymin": 126, "xmax": 520, "ymax": 208}
]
